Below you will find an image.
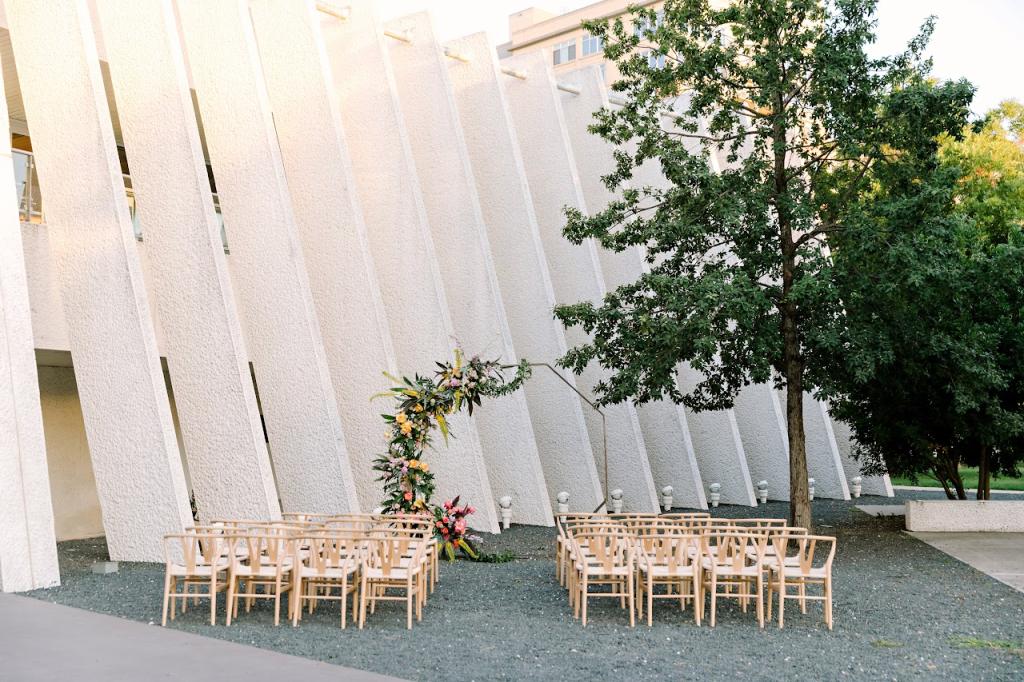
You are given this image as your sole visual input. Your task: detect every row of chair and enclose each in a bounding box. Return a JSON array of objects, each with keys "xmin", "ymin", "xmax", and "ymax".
[
  {"xmin": 161, "ymin": 513, "xmax": 438, "ymax": 630},
  {"xmin": 557, "ymin": 513, "xmax": 836, "ymax": 629}
]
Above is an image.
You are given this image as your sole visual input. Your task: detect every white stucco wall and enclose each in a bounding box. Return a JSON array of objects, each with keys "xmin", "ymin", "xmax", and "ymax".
[
  {"xmin": 95, "ymin": 0, "xmax": 280, "ymax": 522},
  {"xmin": 559, "ymin": 66, "xmax": 706, "ymax": 510},
  {"xmin": 830, "ymin": 414, "xmax": 893, "ymax": 496},
  {"xmin": 0, "ymin": 91, "xmax": 59, "ymax": 590},
  {"xmin": 248, "ymin": 0, "xmax": 398, "ymax": 511},
  {"xmin": 37, "ymin": 365, "xmax": 104, "ymax": 542},
  {"xmin": 775, "ymin": 390, "xmax": 849, "ymax": 500},
  {"xmin": 445, "ymin": 32, "xmax": 604, "ymax": 513},
  {"xmin": 500, "ymin": 51, "xmax": 659, "ymax": 512},
  {"xmin": 384, "ymin": 13, "xmax": 552, "ymax": 527},
  {"xmin": 19, "ymin": 224, "xmax": 68, "ymax": 352},
  {"xmin": 177, "ymin": 0, "xmax": 359, "ymax": 514},
  {"xmin": 6, "ymin": 0, "xmax": 192, "ymax": 562},
  {"xmin": 732, "ymin": 384, "xmax": 791, "ymax": 500},
  {"xmin": 321, "ymin": 0, "xmax": 499, "ymax": 532}
]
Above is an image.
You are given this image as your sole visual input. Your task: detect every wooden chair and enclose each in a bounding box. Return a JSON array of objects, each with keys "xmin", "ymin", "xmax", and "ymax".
[
  {"xmin": 359, "ymin": 535, "xmax": 428, "ymax": 630},
  {"xmin": 292, "ymin": 533, "xmax": 363, "ymax": 629},
  {"xmin": 569, "ymin": 527, "xmax": 636, "ymax": 627},
  {"xmin": 700, "ymin": 530, "xmax": 769, "ymax": 628},
  {"xmin": 161, "ymin": 533, "xmax": 231, "ymax": 626},
  {"xmin": 224, "ymin": 533, "xmax": 293, "ymax": 626},
  {"xmin": 635, "ymin": 533, "xmax": 702, "ymax": 626},
  {"xmin": 767, "ymin": 533, "xmax": 836, "ymax": 630}
]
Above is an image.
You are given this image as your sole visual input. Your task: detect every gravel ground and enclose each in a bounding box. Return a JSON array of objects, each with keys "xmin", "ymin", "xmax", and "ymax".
[{"xmin": 26, "ymin": 491, "xmax": 1024, "ymax": 681}]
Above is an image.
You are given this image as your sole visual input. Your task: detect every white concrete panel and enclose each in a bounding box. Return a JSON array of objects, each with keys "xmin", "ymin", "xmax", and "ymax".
[
  {"xmin": 0, "ymin": 98, "xmax": 59, "ymax": 590},
  {"xmin": 321, "ymin": 1, "xmax": 499, "ymax": 531},
  {"xmin": 5, "ymin": 0, "xmax": 192, "ymax": 561},
  {"xmin": 500, "ymin": 51, "xmax": 659, "ymax": 512},
  {"xmin": 444, "ymin": 32, "xmax": 603, "ymax": 513},
  {"xmin": 559, "ymin": 66, "xmax": 706, "ymax": 510},
  {"xmin": 776, "ymin": 390, "xmax": 850, "ymax": 500},
  {"xmin": 95, "ymin": 0, "xmax": 279, "ymax": 522},
  {"xmin": 19, "ymin": 224, "xmax": 68, "ymax": 351},
  {"xmin": 384, "ymin": 14, "xmax": 552, "ymax": 526},
  {"xmin": 176, "ymin": 0, "xmax": 358, "ymax": 513},
  {"xmin": 248, "ymin": 0, "xmax": 397, "ymax": 511},
  {"xmin": 733, "ymin": 384, "xmax": 791, "ymax": 500},
  {"xmin": 830, "ymin": 414, "xmax": 893, "ymax": 497}
]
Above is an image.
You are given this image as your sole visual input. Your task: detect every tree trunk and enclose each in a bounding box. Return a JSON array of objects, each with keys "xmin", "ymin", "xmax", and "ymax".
[
  {"xmin": 937, "ymin": 451, "xmax": 967, "ymax": 500},
  {"xmin": 976, "ymin": 444, "xmax": 991, "ymax": 501},
  {"xmin": 784, "ymin": 347, "xmax": 811, "ymax": 530}
]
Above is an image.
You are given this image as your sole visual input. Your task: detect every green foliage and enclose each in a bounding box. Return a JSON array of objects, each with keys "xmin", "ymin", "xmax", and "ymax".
[
  {"xmin": 474, "ymin": 550, "xmax": 517, "ymax": 564},
  {"xmin": 812, "ymin": 96, "xmax": 1024, "ymax": 496}
]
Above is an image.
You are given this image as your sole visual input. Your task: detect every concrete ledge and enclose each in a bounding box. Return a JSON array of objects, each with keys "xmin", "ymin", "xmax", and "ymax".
[{"xmin": 905, "ymin": 500, "xmax": 1024, "ymax": 532}]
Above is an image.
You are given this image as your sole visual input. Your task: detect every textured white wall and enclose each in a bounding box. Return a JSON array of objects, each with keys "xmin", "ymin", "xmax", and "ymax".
[
  {"xmin": 19, "ymin": 224, "xmax": 68, "ymax": 351},
  {"xmin": 321, "ymin": 0, "xmax": 499, "ymax": 531},
  {"xmin": 176, "ymin": 0, "xmax": 358, "ymax": 514},
  {"xmin": 0, "ymin": 96, "xmax": 59, "ymax": 590},
  {"xmin": 384, "ymin": 13, "xmax": 552, "ymax": 527},
  {"xmin": 559, "ymin": 66, "xmax": 706, "ymax": 510},
  {"xmin": 732, "ymin": 384, "xmax": 791, "ymax": 500},
  {"xmin": 6, "ymin": 0, "xmax": 192, "ymax": 561},
  {"xmin": 500, "ymin": 51, "xmax": 659, "ymax": 512},
  {"xmin": 37, "ymin": 365, "xmax": 105, "ymax": 541},
  {"xmin": 445, "ymin": 32, "xmax": 603, "ymax": 512},
  {"xmin": 248, "ymin": 0, "xmax": 398, "ymax": 511},
  {"xmin": 95, "ymin": 0, "xmax": 280, "ymax": 522},
  {"xmin": 774, "ymin": 390, "xmax": 849, "ymax": 500},
  {"xmin": 830, "ymin": 416, "xmax": 894, "ymax": 496}
]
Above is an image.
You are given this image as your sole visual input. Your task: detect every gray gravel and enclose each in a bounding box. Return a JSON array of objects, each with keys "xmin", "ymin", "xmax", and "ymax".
[{"xmin": 26, "ymin": 491, "xmax": 1024, "ymax": 681}]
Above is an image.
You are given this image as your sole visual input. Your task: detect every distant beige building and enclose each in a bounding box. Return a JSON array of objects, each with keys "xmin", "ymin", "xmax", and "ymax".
[{"xmin": 503, "ymin": 1, "xmax": 664, "ymax": 84}]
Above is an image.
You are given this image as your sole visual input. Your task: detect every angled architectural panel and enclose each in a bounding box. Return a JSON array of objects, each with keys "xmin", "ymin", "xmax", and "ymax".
[
  {"xmin": 95, "ymin": 0, "xmax": 279, "ymax": 522},
  {"xmin": 321, "ymin": 0, "xmax": 499, "ymax": 531},
  {"xmin": 559, "ymin": 66, "xmax": 706, "ymax": 510},
  {"xmin": 500, "ymin": 51, "xmax": 659, "ymax": 512},
  {"xmin": 384, "ymin": 13, "xmax": 552, "ymax": 526},
  {"xmin": 0, "ymin": 86, "xmax": 59, "ymax": 590},
  {"xmin": 5, "ymin": 0, "xmax": 192, "ymax": 561},
  {"xmin": 177, "ymin": 0, "xmax": 358, "ymax": 513},
  {"xmin": 732, "ymin": 385, "xmax": 791, "ymax": 500},
  {"xmin": 444, "ymin": 32, "xmax": 603, "ymax": 513},
  {"xmin": 774, "ymin": 390, "xmax": 850, "ymax": 500},
  {"xmin": 248, "ymin": 0, "xmax": 398, "ymax": 510},
  {"xmin": 830, "ymin": 415, "xmax": 894, "ymax": 497}
]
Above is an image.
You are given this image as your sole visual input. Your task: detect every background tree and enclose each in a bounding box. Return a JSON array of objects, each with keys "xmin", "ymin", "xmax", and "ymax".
[
  {"xmin": 812, "ymin": 98, "xmax": 1024, "ymax": 499},
  {"xmin": 555, "ymin": 0, "xmax": 960, "ymax": 528}
]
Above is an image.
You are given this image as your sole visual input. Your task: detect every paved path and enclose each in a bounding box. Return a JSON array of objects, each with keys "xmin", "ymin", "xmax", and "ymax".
[
  {"xmin": 908, "ymin": 532, "xmax": 1024, "ymax": 593},
  {"xmin": 0, "ymin": 594, "xmax": 401, "ymax": 682}
]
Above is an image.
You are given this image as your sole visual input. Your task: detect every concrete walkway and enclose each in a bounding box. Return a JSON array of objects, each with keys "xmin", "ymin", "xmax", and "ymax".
[
  {"xmin": 908, "ymin": 532, "xmax": 1024, "ymax": 593},
  {"xmin": 0, "ymin": 594, "xmax": 401, "ymax": 682}
]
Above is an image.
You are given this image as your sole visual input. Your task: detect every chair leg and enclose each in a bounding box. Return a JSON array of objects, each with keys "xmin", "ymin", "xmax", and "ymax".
[
  {"xmin": 225, "ymin": 576, "xmax": 236, "ymax": 626},
  {"xmin": 170, "ymin": 577, "xmax": 177, "ymax": 621},
  {"xmin": 799, "ymin": 582, "xmax": 807, "ymax": 614},
  {"xmin": 766, "ymin": 577, "xmax": 774, "ymax": 622},
  {"xmin": 209, "ymin": 574, "xmax": 218, "ymax": 626},
  {"xmin": 358, "ymin": 575, "xmax": 367, "ymax": 629},
  {"xmin": 825, "ymin": 577, "xmax": 833, "ymax": 630},
  {"xmin": 581, "ymin": 577, "xmax": 588, "ymax": 627},
  {"xmin": 756, "ymin": 575, "xmax": 764, "ymax": 629},
  {"xmin": 709, "ymin": 574, "xmax": 717, "ymax": 628},
  {"xmin": 647, "ymin": 575, "xmax": 654, "ymax": 627},
  {"xmin": 628, "ymin": 573, "xmax": 635, "ymax": 627},
  {"xmin": 777, "ymin": 576, "xmax": 785, "ymax": 629},
  {"xmin": 161, "ymin": 571, "xmax": 172, "ymax": 627},
  {"xmin": 273, "ymin": 576, "xmax": 283, "ymax": 626},
  {"xmin": 406, "ymin": 577, "xmax": 413, "ymax": 630},
  {"xmin": 293, "ymin": 578, "xmax": 302, "ymax": 627}
]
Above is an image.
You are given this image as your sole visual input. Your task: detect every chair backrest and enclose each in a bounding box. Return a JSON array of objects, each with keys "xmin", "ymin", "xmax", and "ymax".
[
  {"xmin": 301, "ymin": 533, "xmax": 363, "ymax": 576},
  {"xmin": 164, "ymin": 533, "xmax": 229, "ymax": 571},
  {"xmin": 701, "ymin": 530, "xmax": 767, "ymax": 571},
  {"xmin": 771, "ymin": 533, "xmax": 836, "ymax": 573},
  {"xmin": 364, "ymin": 536, "xmax": 425, "ymax": 577},
  {"xmin": 636, "ymin": 533, "xmax": 700, "ymax": 572},
  {"xmin": 232, "ymin": 533, "xmax": 291, "ymax": 569},
  {"xmin": 572, "ymin": 528, "xmax": 633, "ymax": 573}
]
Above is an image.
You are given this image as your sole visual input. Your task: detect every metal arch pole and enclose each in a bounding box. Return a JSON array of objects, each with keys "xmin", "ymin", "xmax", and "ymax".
[{"xmin": 526, "ymin": 362, "xmax": 608, "ymax": 513}]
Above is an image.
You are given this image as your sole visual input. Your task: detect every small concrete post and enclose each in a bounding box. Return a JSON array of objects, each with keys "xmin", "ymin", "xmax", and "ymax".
[
  {"xmin": 556, "ymin": 491, "xmax": 570, "ymax": 514},
  {"xmin": 498, "ymin": 495, "xmax": 513, "ymax": 530},
  {"xmin": 661, "ymin": 485, "xmax": 674, "ymax": 512},
  {"xmin": 808, "ymin": 478, "xmax": 816, "ymax": 501},
  {"xmin": 708, "ymin": 483, "xmax": 721, "ymax": 508},
  {"xmin": 756, "ymin": 480, "xmax": 768, "ymax": 505},
  {"xmin": 851, "ymin": 476, "xmax": 863, "ymax": 499},
  {"xmin": 610, "ymin": 488, "xmax": 624, "ymax": 514}
]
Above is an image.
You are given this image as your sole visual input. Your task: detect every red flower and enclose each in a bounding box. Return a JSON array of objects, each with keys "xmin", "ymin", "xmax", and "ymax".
[{"xmin": 403, "ymin": 491, "xmax": 413, "ymax": 501}]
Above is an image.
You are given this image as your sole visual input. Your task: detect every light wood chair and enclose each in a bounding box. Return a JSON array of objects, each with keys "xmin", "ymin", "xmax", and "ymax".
[
  {"xmin": 359, "ymin": 535, "xmax": 428, "ymax": 630},
  {"xmin": 569, "ymin": 527, "xmax": 636, "ymax": 627},
  {"xmin": 767, "ymin": 533, "xmax": 836, "ymax": 630},
  {"xmin": 700, "ymin": 530, "xmax": 770, "ymax": 628},
  {"xmin": 635, "ymin": 533, "xmax": 702, "ymax": 626},
  {"xmin": 224, "ymin": 533, "xmax": 294, "ymax": 626},
  {"xmin": 292, "ymin": 533, "xmax": 363, "ymax": 629},
  {"xmin": 161, "ymin": 533, "xmax": 231, "ymax": 626}
]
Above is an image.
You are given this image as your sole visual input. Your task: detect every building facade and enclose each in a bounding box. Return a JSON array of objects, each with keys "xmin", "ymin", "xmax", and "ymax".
[{"xmin": 0, "ymin": 0, "xmax": 889, "ymax": 592}]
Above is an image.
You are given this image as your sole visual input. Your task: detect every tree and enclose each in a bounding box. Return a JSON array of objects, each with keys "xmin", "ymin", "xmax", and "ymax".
[
  {"xmin": 554, "ymin": 0, "xmax": 959, "ymax": 528},
  {"xmin": 813, "ymin": 98, "xmax": 1024, "ymax": 499}
]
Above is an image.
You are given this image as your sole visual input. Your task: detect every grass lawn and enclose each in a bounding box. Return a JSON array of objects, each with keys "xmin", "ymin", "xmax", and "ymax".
[{"xmin": 891, "ymin": 466, "xmax": 1024, "ymax": 491}]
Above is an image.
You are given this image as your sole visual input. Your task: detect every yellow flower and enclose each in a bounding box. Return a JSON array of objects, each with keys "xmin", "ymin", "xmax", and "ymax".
[
  {"xmin": 419, "ymin": 462, "xmax": 429, "ymax": 472},
  {"xmin": 409, "ymin": 459, "xmax": 420, "ymax": 469},
  {"xmin": 395, "ymin": 412, "xmax": 407, "ymax": 424},
  {"xmin": 413, "ymin": 404, "xmax": 424, "ymax": 413},
  {"xmin": 400, "ymin": 421, "xmax": 413, "ymax": 435}
]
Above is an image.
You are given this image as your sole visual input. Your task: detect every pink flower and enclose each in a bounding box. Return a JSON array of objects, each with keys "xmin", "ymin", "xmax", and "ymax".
[
  {"xmin": 454, "ymin": 518, "xmax": 467, "ymax": 534},
  {"xmin": 403, "ymin": 491, "xmax": 413, "ymax": 501}
]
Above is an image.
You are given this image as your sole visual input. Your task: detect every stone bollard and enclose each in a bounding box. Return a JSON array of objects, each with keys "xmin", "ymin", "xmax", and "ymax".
[
  {"xmin": 708, "ymin": 483, "xmax": 721, "ymax": 508},
  {"xmin": 808, "ymin": 478, "xmax": 815, "ymax": 501},
  {"xmin": 756, "ymin": 480, "xmax": 768, "ymax": 505},
  {"xmin": 661, "ymin": 485, "xmax": 674, "ymax": 512},
  {"xmin": 498, "ymin": 495, "xmax": 513, "ymax": 529},
  {"xmin": 610, "ymin": 488, "xmax": 624, "ymax": 513},
  {"xmin": 851, "ymin": 476, "xmax": 862, "ymax": 499},
  {"xmin": 556, "ymin": 491, "xmax": 570, "ymax": 514}
]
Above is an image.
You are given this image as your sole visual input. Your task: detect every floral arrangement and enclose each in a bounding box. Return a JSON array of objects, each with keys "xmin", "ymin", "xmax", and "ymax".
[{"xmin": 372, "ymin": 349, "xmax": 531, "ymax": 559}]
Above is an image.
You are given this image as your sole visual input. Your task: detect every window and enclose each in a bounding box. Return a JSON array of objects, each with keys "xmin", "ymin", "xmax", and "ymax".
[
  {"xmin": 552, "ymin": 39, "xmax": 576, "ymax": 66},
  {"xmin": 582, "ymin": 32, "xmax": 603, "ymax": 57},
  {"xmin": 599, "ymin": 62, "xmax": 608, "ymax": 82},
  {"xmin": 647, "ymin": 50, "xmax": 666, "ymax": 70}
]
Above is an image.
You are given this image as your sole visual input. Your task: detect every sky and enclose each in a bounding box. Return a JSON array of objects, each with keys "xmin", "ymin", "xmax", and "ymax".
[{"xmin": 376, "ymin": 0, "xmax": 1022, "ymax": 117}]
